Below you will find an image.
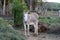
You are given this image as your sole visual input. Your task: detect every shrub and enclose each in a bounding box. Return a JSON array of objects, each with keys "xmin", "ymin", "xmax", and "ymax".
[
  {"xmin": 39, "ymin": 16, "xmax": 60, "ymax": 28},
  {"xmin": 0, "ymin": 18, "xmax": 26, "ymax": 40},
  {"xmin": 11, "ymin": 0, "xmax": 28, "ymax": 28},
  {"xmin": 5, "ymin": 20, "xmax": 14, "ymax": 25}
]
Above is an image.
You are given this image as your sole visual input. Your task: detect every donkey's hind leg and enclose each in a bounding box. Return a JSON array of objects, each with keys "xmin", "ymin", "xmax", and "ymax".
[
  {"xmin": 36, "ymin": 22, "xmax": 38, "ymax": 35},
  {"xmin": 34, "ymin": 24, "xmax": 38, "ymax": 36}
]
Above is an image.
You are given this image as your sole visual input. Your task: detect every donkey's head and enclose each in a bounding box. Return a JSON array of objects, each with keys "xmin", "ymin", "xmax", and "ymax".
[{"xmin": 28, "ymin": 11, "xmax": 40, "ymax": 15}]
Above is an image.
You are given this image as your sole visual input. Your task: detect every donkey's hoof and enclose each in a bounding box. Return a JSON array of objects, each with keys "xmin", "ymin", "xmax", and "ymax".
[
  {"xmin": 27, "ymin": 35, "xmax": 30, "ymax": 37},
  {"xmin": 33, "ymin": 34, "xmax": 38, "ymax": 37},
  {"xmin": 24, "ymin": 34, "xmax": 27, "ymax": 36}
]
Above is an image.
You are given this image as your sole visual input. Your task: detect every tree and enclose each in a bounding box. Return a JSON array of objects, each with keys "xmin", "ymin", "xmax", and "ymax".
[
  {"xmin": 3, "ymin": 0, "xmax": 6, "ymax": 15},
  {"xmin": 2, "ymin": 0, "xmax": 12, "ymax": 16}
]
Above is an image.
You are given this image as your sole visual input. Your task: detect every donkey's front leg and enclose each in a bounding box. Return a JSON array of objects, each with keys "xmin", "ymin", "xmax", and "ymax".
[
  {"xmin": 24, "ymin": 23, "xmax": 27, "ymax": 36},
  {"xmin": 27, "ymin": 24, "xmax": 30, "ymax": 36}
]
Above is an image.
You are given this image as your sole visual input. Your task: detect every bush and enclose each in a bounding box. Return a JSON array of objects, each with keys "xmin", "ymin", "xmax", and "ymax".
[
  {"xmin": 0, "ymin": 18, "xmax": 26, "ymax": 40},
  {"xmin": 11, "ymin": 0, "xmax": 28, "ymax": 28},
  {"xmin": 5, "ymin": 20, "xmax": 14, "ymax": 25},
  {"xmin": 39, "ymin": 16, "xmax": 60, "ymax": 28}
]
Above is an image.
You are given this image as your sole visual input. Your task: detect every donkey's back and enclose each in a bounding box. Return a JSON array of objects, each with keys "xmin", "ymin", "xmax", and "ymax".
[{"xmin": 28, "ymin": 12, "xmax": 39, "ymax": 24}]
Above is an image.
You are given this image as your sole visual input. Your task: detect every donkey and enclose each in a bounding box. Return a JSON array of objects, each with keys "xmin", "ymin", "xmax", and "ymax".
[{"xmin": 23, "ymin": 10, "xmax": 39, "ymax": 36}]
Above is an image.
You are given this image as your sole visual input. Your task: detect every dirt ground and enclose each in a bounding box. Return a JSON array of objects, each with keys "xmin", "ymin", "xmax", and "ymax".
[
  {"xmin": 16, "ymin": 28, "xmax": 60, "ymax": 40},
  {"xmin": 26, "ymin": 33, "xmax": 60, "ymax": 40}
]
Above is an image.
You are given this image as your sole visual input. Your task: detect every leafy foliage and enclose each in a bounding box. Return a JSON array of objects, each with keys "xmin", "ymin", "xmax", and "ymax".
[
  {"xmin": 0, "ymin": 18, "xmax": 26, "ymax": 40},
  {"xmin": 11, "ymin": 0, "xmax": 28, "ymax": 28},
  {"xmin": 39, "ymin": 16, "xmax": 60, "ymax": 30},
  {"xmin": 43, "ymin": 2, "xmax": 60, "ymax": 10},
  {"xmin": 39, "ymin": 16, "xmax": 60, "ymax": 25}
]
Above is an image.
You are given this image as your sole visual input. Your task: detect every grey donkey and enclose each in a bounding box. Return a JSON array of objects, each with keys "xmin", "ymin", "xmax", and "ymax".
[{"xmin": 23, "ymin": 10, "xmax": 39, "ymax": 36}]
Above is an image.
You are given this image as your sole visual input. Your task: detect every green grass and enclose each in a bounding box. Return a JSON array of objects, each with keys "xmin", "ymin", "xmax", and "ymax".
[
  {"xmin": 5, "ymin": 20, "xmax": 14, "ymax": 25},
  {"xmin": 39, "ymin": 16, "xmax": 60, "ymax": 26},
  {"xmin": 39, "ymin": 16, "xmax": 60, "ymax": 30},
  {"xmin": 0, "ymin": 18, "xmax": 26, "ymax": 40}
]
